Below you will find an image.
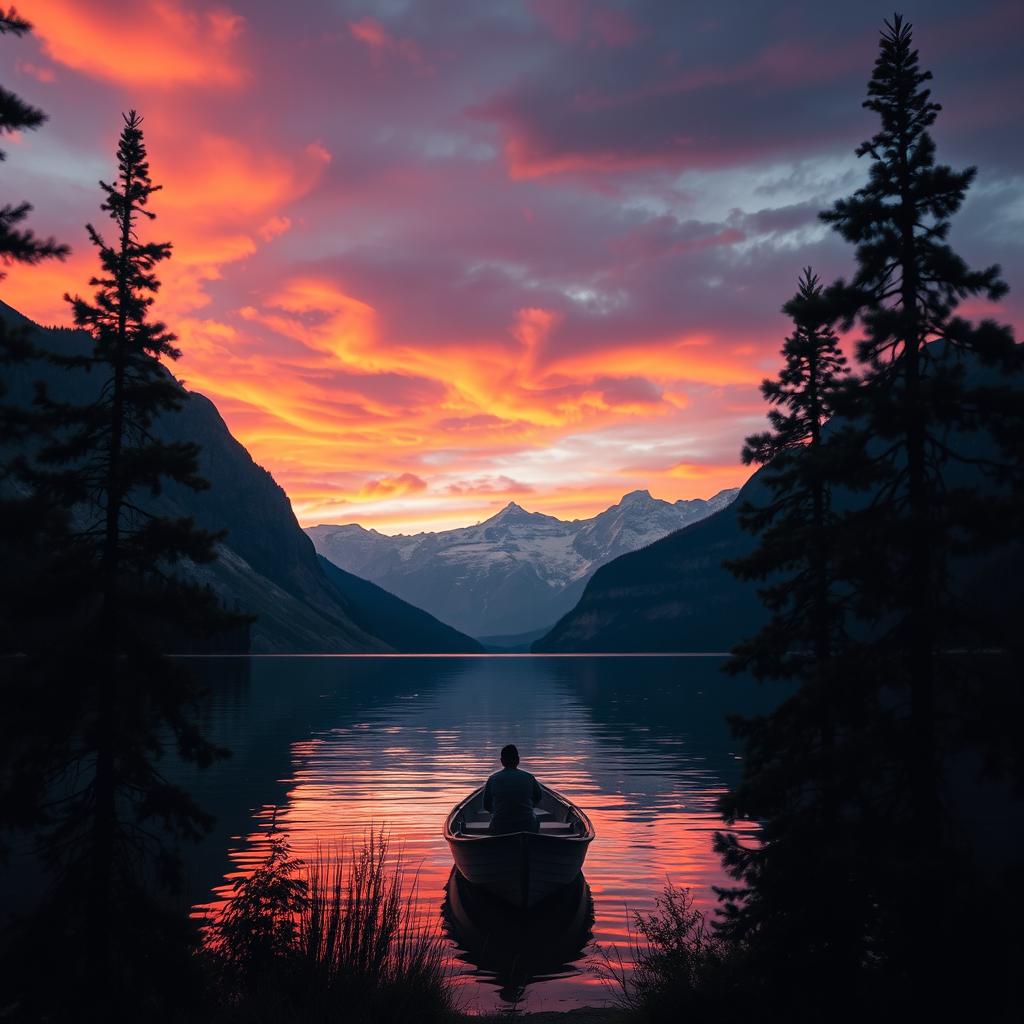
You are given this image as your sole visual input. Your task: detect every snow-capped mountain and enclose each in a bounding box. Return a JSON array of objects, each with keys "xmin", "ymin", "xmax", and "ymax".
[{"xmin": 305, "ymin": 488, "xmax": 739, "ymax": 639}]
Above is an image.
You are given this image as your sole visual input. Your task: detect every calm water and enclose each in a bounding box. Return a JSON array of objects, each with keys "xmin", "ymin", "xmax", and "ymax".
[{"xmin": 174, "ymin": 655, "xmax": 776, "ymax": 1013}]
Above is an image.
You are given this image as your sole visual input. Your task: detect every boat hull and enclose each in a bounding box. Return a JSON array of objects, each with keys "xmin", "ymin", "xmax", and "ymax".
[{"xmin": 444, "ymin": 784, "xmax": 594, "ymax": 909}]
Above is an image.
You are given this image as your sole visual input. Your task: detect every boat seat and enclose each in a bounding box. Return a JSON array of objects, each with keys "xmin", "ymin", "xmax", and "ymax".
[
  {"xmin": 468, "ymin": 810, "xmax": 549, "ymax": 818},
  {"xmin": 463, "ymin": 819, "xmax": 573, "ymax": 834},
  {"xmin": 464, "ymin": 809, "xmax": 549, "ymax": 828}
]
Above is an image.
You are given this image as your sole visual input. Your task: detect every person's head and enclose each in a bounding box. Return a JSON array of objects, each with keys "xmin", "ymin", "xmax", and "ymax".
[{"xmin": 500, "ymin": 744, "xmax": 520, "ymax": 768}]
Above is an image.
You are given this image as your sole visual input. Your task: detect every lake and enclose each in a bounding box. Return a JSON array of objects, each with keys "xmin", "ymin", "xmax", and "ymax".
[{"xmin": 174, "ymin": 655, "xmax": 776, "ymax": 1014}]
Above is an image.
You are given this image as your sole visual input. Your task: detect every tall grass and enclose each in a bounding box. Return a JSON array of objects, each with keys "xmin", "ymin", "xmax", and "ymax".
[
  {"xmin": 299, "ymin": 831, "xmax": 453, "ymax": 1017},
  {"xmin": 208, "ymin": 827, "xmax": 456, "ymax": 1023}
]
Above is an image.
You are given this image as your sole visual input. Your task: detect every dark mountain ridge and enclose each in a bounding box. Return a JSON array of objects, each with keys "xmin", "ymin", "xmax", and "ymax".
[
  {"xmin": 317, "ymin": 556, "xmax": 481, "ymax": 653},
  {"xmin": 0, "ymin": 301, "xmax": 479, "ymax": 654},
  {"xmin": 533, "ymin": 482, "xmax": 765, "ymax": 653},
  {"xmin": 535, "ymin": 346, "xmax": 1023, "ymax": 653}
]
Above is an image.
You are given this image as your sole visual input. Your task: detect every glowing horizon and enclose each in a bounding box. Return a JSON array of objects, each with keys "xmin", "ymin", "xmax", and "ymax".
[
  {"xmin": 2, "ymin": 1, "xmax": 1020, "ymax": 533},
  {"xmin": 298, "ymin": 476, "xmax": 744, "ymax": 536}
]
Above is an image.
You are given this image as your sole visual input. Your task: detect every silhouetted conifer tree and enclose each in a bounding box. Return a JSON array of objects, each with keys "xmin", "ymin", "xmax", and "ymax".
[
  {"xmin": 12, "ymin": 112, "xmax": 241, "ymax": 1014},
  {"xmin": 717, "ymin": 15, "xmax": 1023, "ymax": 1019},
  {"xmin": 817, "ymin": 15, "xmax": 1023, "ymax": 1003},
  {"xmin": 821, "ymin": 14, "xmax": 1021, "ymax": 834},
  {"xmin": 821, "ymin": 14, "xmax": 1023, "ymax": 986},
  {"xmin": 726, "ymin": 268, "xmax": 850, "ymax": 679},
  {"xmin": 715, "ymin": 270, "xmax": 871, "ymax": 1013},
  {"xmin": 0, "ymin": 7, "xmax": 67, "ymax": 275}
]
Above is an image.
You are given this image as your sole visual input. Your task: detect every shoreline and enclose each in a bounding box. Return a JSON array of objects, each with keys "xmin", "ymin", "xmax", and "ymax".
[{"xmin": 469, "ymin": 1010, "xmax": 625, "ymax": 1023}]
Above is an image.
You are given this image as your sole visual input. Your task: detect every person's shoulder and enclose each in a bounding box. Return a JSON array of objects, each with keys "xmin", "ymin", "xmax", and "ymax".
[{"xmin": 515, "ymin": 767, "xmax": 537, "ymax": 781}]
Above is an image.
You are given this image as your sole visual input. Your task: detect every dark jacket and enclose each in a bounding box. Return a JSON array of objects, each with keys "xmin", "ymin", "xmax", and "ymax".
[{"xmin": 483, "ymin": 766, "xmax": 542, "ymax": 833}]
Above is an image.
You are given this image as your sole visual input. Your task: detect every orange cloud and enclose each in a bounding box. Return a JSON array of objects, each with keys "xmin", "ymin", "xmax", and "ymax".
[
  {"xmin": 229, "ymin": 280, "xmax": 708, "ymax": 460},
  {"xmin": 156, "ymin": 134, "xmax": 327, "ymax": 219},
  {"xmin": 210, "ymin": 275, "xmax": 760, "ymax": 509},
  {"xmin": 30, "ymin": 1, "xmax": 246, "ymax": 88},
  {"xmin": 356, "ymin": 473, "xmax": 428, "ymax": 501},
  {"xmin": 5, "ymin": 108, "xmax": 333, "ymax": 336},
  {"xmin": 144, "ymin": 133, "xmax": 332, "ymax": 316},
  {"xmin": 664, "ymin": 461, "xmax": 749, "ymax": 494},
  {"xmin": 238, "ymin": 279, "xmax": 377, "ymax": 363},
  {"xmin": 510, "ymin": 306, "xmax": 557, "ymax": 378},
  {"xmin": 501, "ymin": 133, "xmax": 669, "ymax": 180},
  {"xmin": 540, "ymin": 336, "xmax": 769, "ymax": 389}
]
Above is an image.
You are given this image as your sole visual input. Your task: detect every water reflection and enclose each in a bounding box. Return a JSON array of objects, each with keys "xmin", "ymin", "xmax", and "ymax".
[
  {"xmin": 443, "ymin": 869, "xmax": 594, "ymax": 1005},
  {"xmin": 177, "ymin": 656, "xmax": 775, "ymax": 1013}
]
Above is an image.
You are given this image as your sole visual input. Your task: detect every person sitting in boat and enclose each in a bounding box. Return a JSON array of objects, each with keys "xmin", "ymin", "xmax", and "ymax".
[{"xmin": 483, "ymin": 744, "xmax": 543, "ymax": 834}]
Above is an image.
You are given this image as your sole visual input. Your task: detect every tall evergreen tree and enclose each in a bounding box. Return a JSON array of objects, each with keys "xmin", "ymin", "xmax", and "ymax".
[
  {"xmin": 821, "ymin": 21, "xmax": 1023, "ymax": 995},
  {"xmin": 821, "ymin": 15, "xmax": 1021, "ymax": 843},
  {"xmin": 716, "ymin": 15, "xmax": 1023, "ymax": 1018},
  {"xmin": 714, "ymin": 270, "xmax": 869, "ymax": 1014},
  {"xmin": 13, "ymin": 112, "xmax": 239, "ymax": 1013},
  {"xmin": 726, "ymin": 268, "xmax": 850, "ymax": 681}
]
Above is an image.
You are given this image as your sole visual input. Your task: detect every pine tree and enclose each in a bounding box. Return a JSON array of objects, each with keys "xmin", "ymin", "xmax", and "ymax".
[
  {"xmin": 820, "ymin": 20, "xmax": 1023, "ymax": 991},
  {"xmin": 15, "ymin": 112, "xmax": 241, "ymax": 1011},
  {"xmin": 821, "ymin": 16, "xmax": 1021, "ymax": 847},
  {"xmin": 715, "ymin": 16, "xmax": 1024, "ymax": 1017},
  {"xmin": 714, "ymin": 270, "xmax": 870, "ymax": 1013},
  {"xmin": 726, "ymin": 268, "xmax": 850, "ymax": 680},
  {"xmin": 0, "ymin": 6, "xmax": 67, "ymax": 275}
]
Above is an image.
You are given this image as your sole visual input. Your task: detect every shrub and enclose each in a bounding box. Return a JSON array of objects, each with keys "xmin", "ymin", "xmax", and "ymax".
[{"xmin": 594, "ymin": 884, "xmax": 740, "ymax": 1023}]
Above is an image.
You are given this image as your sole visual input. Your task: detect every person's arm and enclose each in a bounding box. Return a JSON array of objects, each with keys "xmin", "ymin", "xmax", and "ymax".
[
  {"xmin": 532, "ymin": 776, "xmax": 542, "ymax": 806},
  {"xmin": 483, "ymin": 777, "xmax": 493, "ymax": 813}
]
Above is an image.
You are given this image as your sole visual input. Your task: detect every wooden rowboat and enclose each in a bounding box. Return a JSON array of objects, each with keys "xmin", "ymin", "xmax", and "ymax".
[{"xmin": 444, "ymin": 783, "xmax": 594, "ymax": 909}]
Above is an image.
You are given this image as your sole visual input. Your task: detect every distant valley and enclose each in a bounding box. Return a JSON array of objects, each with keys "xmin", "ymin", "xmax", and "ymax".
[{"xmin": 306, "ymin": 489, "xmax": 738, "ymax": 638}]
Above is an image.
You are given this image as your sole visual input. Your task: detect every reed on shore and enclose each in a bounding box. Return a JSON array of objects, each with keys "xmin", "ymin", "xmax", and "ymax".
[{"xmin": 207, "ymin": 828, "xmax": 456, "ymax": 1024}]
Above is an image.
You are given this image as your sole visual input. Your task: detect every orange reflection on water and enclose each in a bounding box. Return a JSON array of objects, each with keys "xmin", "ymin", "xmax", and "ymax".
[{"xmin": 191, "ymin": 658, "xmax": 760, "ymax": 1013}]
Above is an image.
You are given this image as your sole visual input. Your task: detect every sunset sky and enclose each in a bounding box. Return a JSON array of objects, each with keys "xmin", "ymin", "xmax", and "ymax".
[{"xmin": 2, "ymin": 0, "xmax": 1021, "ymax": 532}]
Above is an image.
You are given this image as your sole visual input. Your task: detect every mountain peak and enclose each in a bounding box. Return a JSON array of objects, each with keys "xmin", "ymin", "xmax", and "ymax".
[
  {"xmin": 307, "ymin": 483, "xmax": 740, "ymax": 636},
  {"xmin": 619, "ymin": 488, "xmax": 654, "ymax": 506},
  {"xmin": 485, "ymin": 500, "xmax": 533, "ymax": 523}
]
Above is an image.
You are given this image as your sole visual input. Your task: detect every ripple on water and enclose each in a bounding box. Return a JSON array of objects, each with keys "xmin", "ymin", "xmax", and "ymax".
[{"xmin": 179, "ymin": 655, "xmax": 768, "ymax": 1013}]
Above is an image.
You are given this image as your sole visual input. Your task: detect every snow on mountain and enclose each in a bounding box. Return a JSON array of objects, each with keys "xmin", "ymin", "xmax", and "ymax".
[{"xmin": 305, "ymin": 488, "xmax": 739, "ymax": 638}]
